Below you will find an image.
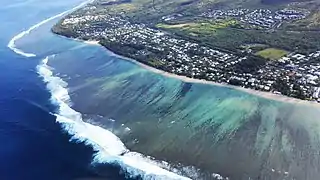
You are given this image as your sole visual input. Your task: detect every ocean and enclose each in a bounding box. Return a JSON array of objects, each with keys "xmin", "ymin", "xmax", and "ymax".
[
  {"xmin": 0, "ymin": 1, "xmax": 98, "ymax": 179},
  {"xmin": 0, "ymin": 0, "xmax": 195, "ymax": 179},
  {"xmin": 3, "ymin": 0, "xmax": 320, "ymax": 180},
  {"xmin": 0, "ymin": 0, "xmax": 143, "ymax": 180}
]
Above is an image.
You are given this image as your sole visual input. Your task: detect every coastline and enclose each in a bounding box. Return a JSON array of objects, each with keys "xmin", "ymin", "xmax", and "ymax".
[
  {"xmin": 100, "ymin": 43, "xmax": 320, "ymax": 108},
  {"xmin": 116, "ymin": 52, "xmax": 320, "ymax": 107},
  {"xmin": 7, "ymin": 0, "xmax": 94, "ymax": 58},
  {"xmin": 48, "ymin": 29, "xmax": 320, "ymax": 180},
  {"xmin": 12, "ymin": 0, "xmax": 320, "ymax": 179},
  {"xmin": 55, "ymin": 34, "xmax": 320, "ymax": 107}
]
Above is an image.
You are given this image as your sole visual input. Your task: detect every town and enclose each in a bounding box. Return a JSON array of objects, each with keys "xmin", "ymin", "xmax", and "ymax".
[
  {"xmin": 201, "ymin": 8, "xmax": 309, "ymax": 29},
  {"xmin": 53, "ymin": 3, "xmax": 320, "ymax": 103}
]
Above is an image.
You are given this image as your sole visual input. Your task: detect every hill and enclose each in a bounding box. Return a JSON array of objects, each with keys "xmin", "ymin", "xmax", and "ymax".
[{"xmin": 53, "ymin": 0, "xmax": 320, "ymax": 103}]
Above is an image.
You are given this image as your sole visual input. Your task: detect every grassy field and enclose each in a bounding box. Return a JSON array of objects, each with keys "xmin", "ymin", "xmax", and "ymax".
[
  {"xmin": 157, "ymin": 20, "xmax": 238, "ymax": 35},
  {"xmin": 93, "ymin": 0, "xmax": 320, "ymax": 54},
  {"xmin": 109, "ymin": 3, "xmax": 137, "ymax": 12},
  {"xmin": 255, "ymin": 48, "xmax": 288, "ymax": 60}
]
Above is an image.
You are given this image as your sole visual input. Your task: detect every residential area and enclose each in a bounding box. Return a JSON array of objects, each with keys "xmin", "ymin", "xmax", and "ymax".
[
  {"xmin": 201, "ymin": 8, "xmax": 309, "ymax": 29},
  {"xmin": 55, "ymin": 4, "xmax": 320, "ymax": 102}
]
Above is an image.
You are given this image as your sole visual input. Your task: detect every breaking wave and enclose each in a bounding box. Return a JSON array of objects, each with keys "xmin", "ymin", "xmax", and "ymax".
[
  {"xmin": 37, "ymin": 55, "xmax": 191, "ymax": 180},
  {"xmin": 7, "ymin": 0, "xmax": 93, "ymax": 57},
  {"xmin": 6, "ymin": 0, "xmax": 193, "ymax": 178},
  {"xmin": 7, "ymin": 1, "xmax": 228, "ymax": 179}
]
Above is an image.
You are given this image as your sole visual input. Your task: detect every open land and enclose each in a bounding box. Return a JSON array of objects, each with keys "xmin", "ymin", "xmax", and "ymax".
[
  {"xmin": 52, "ymin": 0, "xmax": 320, "ymax": 103},
  {"xmin": 108, "ymin": 49, "xmax": 320, "ymax": 107},
  {"xmin": 49, "ymin": 1, "xmax": 320, "ymax": 179},
  {"xmin": 49, "ymin": 42, "xmax": 320, "ymax": 180}
]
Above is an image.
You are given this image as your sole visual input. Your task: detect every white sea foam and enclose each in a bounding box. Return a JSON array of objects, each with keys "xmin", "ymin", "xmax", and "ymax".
[
  {"xmin": 37, "ymin": 56, "xmax": 191, "ymax": 179},
  {"xmin": 9, "ymin": 1, "xmax": 224, "ymax": 178},
  {"xmin": 7, "ymin": 0, "xmax": 93, "ymax": 57}
]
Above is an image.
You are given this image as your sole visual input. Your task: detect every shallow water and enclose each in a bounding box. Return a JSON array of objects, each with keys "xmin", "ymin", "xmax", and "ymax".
[
  {"xmin": 2, "ymin": 0, "xmax": 197, "ymax": 179},
  {"xmin": 47, "ymin": 40, "xmax": 320, "ymax": 180},
  {"xmin": 4, "ymin": 0, "xmax": 320, "ymax": 179}
]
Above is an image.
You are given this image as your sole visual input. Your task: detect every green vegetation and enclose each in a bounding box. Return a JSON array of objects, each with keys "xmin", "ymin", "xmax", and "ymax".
[
  {"xmin": 109, "ymin": 3, "xmax": 137, "ymax": 12},
  {"xmin": 286, "ymin": 11, "xmax": 320, "ymax": 30},
  {"xmin": 255, "ymin": 48, "xmax": 288, "ymax": 60},
  {"xmin": 89, "ymin": 0, "xmax": 320, "ymax": 54},
  {"xmin": 148, "ymin": 59, "xmax": 165, "ymax": 67},
  {"xmin": 162, "ymin": 26, "xmax": 320, "ymax": 54},
  {"xmin": 157, "ymin": 20, "xmax": 238, "ymax": 35},
  {"xmin": 53, "ymin": 0, "xmax": 320, "ymax": 104}
]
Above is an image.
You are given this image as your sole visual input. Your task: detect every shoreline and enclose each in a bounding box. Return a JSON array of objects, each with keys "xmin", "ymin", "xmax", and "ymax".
[
  {"xmin": 111, "ymin": 51, "xmax": 320, "ymax": 107},
  {"xmin": 56, "ymin": 34, "xmax": 320, "ymax": 107}
]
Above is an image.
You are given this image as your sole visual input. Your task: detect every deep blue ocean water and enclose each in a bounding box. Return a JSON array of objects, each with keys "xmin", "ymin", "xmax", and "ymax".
[
  {"xmin": 0, "ymin": 1, "xmax": 110, "ymax": 179},
  {"xmin": 0, "ymin": 1, "xmax": 194, "ymax": 180},
  {"xmin": 4, "ymin": 0, "xmax": 319, "ymax": 179},
  {"xmin": 3, "ymin": 0, "xmax": 320, "ymax": 179}
]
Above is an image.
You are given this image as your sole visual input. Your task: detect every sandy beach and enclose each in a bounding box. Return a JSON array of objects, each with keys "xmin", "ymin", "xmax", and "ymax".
[
  {"xmin": 68, "ymin": 37, "xmax": 320, "ymax": 108},
  {"xmin": 142, "ymin": 65, "xmax": 320, "ymax": 107},
  {"xmin": 106, "ymin": 49, "xmax": 320, "ymax": 108},
  {"xmin": 83, "ymin": 40, "xmax": 100, "ymax": 45},
  {"xmin": 49, "ymin": 35, "xmax": 320, "ymax": 180}
]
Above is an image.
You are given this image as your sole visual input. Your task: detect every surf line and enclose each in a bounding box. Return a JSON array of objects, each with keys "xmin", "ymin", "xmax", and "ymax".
[
  {"xmin": 7, "ymin": 0, "xmax": 93, "ymax": 57},
  {"xmin": 37, "ymin": 55, "xmax": 193, "ymax": 180},
  {"xmin": 7, "ymin": 1, "xmax": 223, "ymax": 178},
  {"xmin": 6, "ymin": 0, "xmax": 192, "ymax": 179}
]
